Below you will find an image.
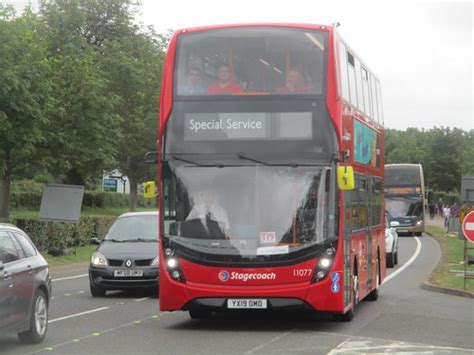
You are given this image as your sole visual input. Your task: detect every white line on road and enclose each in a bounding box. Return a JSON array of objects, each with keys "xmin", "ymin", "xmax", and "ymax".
[
  {"xmin": 135, "ymin": 297, "xmax": 151, "ymax": 302},
  {"xmin": 383, "ymin": 236, "xmax": 422, "ymax": 284},
  {"xmin": 52, "ymin": 273, "xmax": 88, "ymax": 282},
  {"xmin": 245, "ymin": 330, "xmax": 293, "ymax": 354},
  {"xmin": 48, "ymin": 307, "xmax": 109, "ymax": 324}
]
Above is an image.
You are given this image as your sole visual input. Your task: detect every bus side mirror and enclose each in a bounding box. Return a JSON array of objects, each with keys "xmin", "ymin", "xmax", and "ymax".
[
  {"xmin": 337, "ymin": 166, "xmax": 355, "ymax": 190},
  {"xmin": 143, "ymin": 181, "xmax": 156, "ymax": 199}
]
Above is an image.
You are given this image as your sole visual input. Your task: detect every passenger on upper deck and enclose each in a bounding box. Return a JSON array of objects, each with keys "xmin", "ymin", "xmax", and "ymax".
[
  {"xmin": 181, "ymin": 66, "xmax": 206, "ymax": 95},
  {"xmin": 207, "ymin": 64, "xmax": 244, "ymax": 94},
  {"xmin": 277, "ymin": 69, "xmax": 311, "ymax": 94}
]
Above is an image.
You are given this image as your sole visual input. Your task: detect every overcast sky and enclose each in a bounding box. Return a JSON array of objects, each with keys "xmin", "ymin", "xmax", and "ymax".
[{"xmin": 5, "ymin": 0, "xmax": 473, "ymax": 131}]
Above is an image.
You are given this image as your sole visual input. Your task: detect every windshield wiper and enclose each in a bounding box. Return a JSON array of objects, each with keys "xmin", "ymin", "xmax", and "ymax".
[
  {"xmin": 105, "ymin": 239, "xmax": 124, "ymax": 243},
  {"xmin": 169, "ymin": 154, "xmax": 225, "ymax": 168},
  {"xmin": 237, "ymin": 152, "xmax": 271, "ymax": 166},
  {"xmin": 237, "ymin": 152, "xmax": 309, "ymax": 168}
]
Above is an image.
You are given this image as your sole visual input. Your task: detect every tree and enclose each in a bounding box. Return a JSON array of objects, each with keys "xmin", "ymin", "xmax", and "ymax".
[
  {"xmin": 101, "ymin": 30, "xmax": 166, "ymax": 210},
  {"xmin": 0, "ymin": 6, "xmax": 50, "ymax": 219},
  {"xmin": 39, "ymin": 0, "xmax": 131, "ymax": 186}
]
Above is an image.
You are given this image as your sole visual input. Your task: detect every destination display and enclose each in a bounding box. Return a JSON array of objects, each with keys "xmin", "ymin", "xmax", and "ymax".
[{"xmin": 184, "ymin": 112, "xmax": 312, "ymax": 141}]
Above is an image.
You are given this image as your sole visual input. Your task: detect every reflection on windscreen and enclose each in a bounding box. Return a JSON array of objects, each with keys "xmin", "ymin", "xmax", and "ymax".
[
  {"xmin": 106, "ymin": 216, "xmax": 158, "ymax": 241},
  {"xmin": 176, "ymin": 28, "xmax": 326, "ymax": 96},
  {"xmin": 163, "ymin": 165, "xmax": 336, "ymax": 258},
  {"xmin": 386, "ymin": 197, "xmax": 423, "ymax": 218}
]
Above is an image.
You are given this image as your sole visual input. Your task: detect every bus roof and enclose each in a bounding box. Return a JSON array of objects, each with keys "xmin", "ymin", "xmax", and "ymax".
[{"xmin": 175, "ymin": 23, "xmax": 334, "ymax": 34}]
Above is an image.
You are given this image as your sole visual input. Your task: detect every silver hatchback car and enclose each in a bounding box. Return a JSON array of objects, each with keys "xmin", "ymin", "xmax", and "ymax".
[{"xmin": 0, "ymin": 224, "xmax": 52, "ymax": 343}]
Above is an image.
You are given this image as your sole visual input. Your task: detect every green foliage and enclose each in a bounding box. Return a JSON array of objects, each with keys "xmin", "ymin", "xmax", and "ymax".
[
  {"xmin": 13, "ymin": 216, "xmax": 116, "ymax": 252},
  {"xmin": 385, "ymin": 127, "xmax": 474, "ymax": 193},
  {"xmin": 0, "ymin": 6, "xmax": 51, "ymax": 218}
]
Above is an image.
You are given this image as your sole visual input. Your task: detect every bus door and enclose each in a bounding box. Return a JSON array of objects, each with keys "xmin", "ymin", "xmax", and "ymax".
[{"xmin": 361, "ymin": 177, "xmax": 373, "ymax": 292}]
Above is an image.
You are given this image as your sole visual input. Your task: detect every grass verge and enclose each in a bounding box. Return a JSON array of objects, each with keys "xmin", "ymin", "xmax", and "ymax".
[
  {"xmin": 425, "ymin": 225, "xmax": 474, "ymax": 292},
  {"xmin": 43, "ymin": 245, "xmax": 96, "ymax": 267},
  {"xmin": 10, "ymin": 206, "xmax": 157, "ymax": 219}
]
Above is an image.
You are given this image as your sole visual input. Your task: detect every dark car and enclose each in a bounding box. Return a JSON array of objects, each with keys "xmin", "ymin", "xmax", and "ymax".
[
  {"xmin": 0, "ymin": 224, "xmax": 51, "ymax": 344},
  {"xmin": 89, "ymin": 211, "xmax": 159, "ymax": 297}
]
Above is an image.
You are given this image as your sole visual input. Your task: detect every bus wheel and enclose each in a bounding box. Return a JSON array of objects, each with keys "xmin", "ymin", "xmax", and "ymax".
[
  {"xmin": 366, "ymin": 257, "xmax": 380, "ymax": 301},
  {"xmin": 394, "ymin": 251, "xmax": 398, "ymax": 265},
  {"xmin": 335, "ymin": 267, "xmax": 357, "ymax": 322}
]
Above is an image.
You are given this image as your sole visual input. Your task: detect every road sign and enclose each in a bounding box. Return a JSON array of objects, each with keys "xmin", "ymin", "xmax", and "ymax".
[
  {"xmin": 461, "ymin": 211, "xmax": 474, "ymax": 243},
  {"xmin": 103, "ymin": 178, "xmax": 118, "ymax": 192}
]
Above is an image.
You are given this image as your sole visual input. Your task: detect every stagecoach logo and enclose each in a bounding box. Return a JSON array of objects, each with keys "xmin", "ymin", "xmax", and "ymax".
[
  {"xmin": 125, "ymin": 259, "xmax": 133, "ymax": 268},
  {"xmin": 218, "ymin": 270, "xmax": 230, "ymax": 282},
  {"xmin": 218, "ymin": 270, "xmax": 277, "ymax": 282}
]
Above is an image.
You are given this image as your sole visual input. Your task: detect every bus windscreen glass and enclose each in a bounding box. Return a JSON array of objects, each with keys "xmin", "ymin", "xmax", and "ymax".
[
  {"xmin": 162, "ymin": 164, "xmax": 337, "ymax": 263},
  {"xmin": 386, "ymin": 196, "xmax": 424, "ymax": 218},
  {"xmin": 175, "ymin": 27, "xmax": 327, "ymax": 96},
  {"xmin": 385, "ymin": 167, "xmax": 422, "ymax": 187}
]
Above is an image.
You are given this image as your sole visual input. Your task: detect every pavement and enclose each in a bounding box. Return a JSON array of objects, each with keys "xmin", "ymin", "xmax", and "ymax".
[{"xmin": 423, "ymin": 216, "xmax": 474, "ymax": 298}]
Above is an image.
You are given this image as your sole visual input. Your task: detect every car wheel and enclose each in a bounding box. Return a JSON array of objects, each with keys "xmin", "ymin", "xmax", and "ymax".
[
  {"xmin": 189, "ymin": 309, "xmax": 211, "ymax": 319},
  {"xmin": 386, "ymin": 251, "xmax": 394, "ymax": 268},
  {"xmin": 18, "ymin": 289, "xmax": 48, "ymax": 344},
  {"xmin": 90, "ymin": 283, "xmax": 106, "ymax": 297}
]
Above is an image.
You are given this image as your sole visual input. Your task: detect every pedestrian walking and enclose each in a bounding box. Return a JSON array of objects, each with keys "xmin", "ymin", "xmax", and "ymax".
[{"xmin": 443, "ymin": 205, "xmax": 450, "ymax": 229}]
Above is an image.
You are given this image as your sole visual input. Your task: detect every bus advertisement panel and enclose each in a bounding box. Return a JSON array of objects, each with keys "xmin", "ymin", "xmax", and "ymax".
[{"xmin": 155, "ymin": 24, "xmax": 385, "ymax": 321}]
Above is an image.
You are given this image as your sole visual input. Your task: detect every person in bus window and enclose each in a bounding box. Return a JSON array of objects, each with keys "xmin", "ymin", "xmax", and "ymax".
[
  {"xmin": 186, "ymin": 189, "xmax": 231, "ymax": 237},
  {"xmin": 277, "ymin": 69, "xmax": 311, "ymax": 94},
  {"xmin": 207, "ymin": 63, "xmax": 244, "ymax": 94},
  {"xmin": 181, "ymin": 66, "xmax": 206, "ymax": 95}
]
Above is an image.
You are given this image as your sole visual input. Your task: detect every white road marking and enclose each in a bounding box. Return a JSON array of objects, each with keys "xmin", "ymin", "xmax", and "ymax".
[
  {"xmin": 52, "ymin": 273, "xmax": 88, "ymax": 282},
  {"xmin": 135, "ymin": 297, "xmax": 151, "ymax": 302},
  {"xmin": 383, "ymin": 236, "xmax": 422, "ymax": 284},
  {"xmin": 328, "ymin": 336, "xmax": 473, "ymax": 354},
  {"xmin": 245, "ymin": 330, "xmax": 293, "ymax": 354},
  {"xmin": 48, "ymin": 307, "xmax": 109, "ymax": 324}
]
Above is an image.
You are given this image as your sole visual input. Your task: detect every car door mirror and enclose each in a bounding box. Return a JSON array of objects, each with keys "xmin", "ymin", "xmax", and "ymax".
[
  {"xmin": 90, "ymin": 238, "xmax": 102, "ymax": 245},
  {"xmin": 390, "ymin": 221, "xmax": 400, "ymax": 228}
]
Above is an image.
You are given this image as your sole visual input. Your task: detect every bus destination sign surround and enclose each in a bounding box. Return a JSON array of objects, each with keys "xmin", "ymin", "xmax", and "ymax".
[
  {"xmin": 185, "ymin": 113, "xmax": 266, "ymax": 140},
  {"xmin": 184, "ymin": 112, "xmax": 313, "ymax": 141}
]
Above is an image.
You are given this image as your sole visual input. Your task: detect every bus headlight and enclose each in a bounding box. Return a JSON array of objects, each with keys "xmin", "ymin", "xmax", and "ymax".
[
  {"xmin": 167, "ymin": 258, "xmax": 178, "ymax": 268},
  {"xmin": 319, "ymin": 258, "xmax": 332, "ymax": 268},
  {"xmin": 416, "ymin": 220, "xmax": 423, "ymax": 226}
]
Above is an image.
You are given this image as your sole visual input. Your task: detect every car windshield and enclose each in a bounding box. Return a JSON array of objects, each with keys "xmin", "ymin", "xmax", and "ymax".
[
  {"xmin": 162, "ymin": 163, "xmax": 337, "ymax": 261},
  {"xmin": 105, "ymin": 215, "xmax": 158, "ymax": 241}
]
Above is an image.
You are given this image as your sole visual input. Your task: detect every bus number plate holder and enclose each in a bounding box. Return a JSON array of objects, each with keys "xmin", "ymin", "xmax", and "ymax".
[{"xmin": 227, "ymin": 299, "xmax": 267, "ymax": 309}]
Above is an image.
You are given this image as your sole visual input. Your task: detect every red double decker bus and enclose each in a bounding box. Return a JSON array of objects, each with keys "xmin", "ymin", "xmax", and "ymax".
[{"xmin": 156, "ymin": 24, "xmax": 385, "ymax": 321}]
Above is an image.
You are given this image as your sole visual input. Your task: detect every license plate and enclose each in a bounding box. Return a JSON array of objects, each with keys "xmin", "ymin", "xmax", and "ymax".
[
  {"xmin": 227, "ymin": 299, "xmax": 267, "ymax": 309},
  {"xmin": 114, "ymin": 270, "xmax": 143, "ymax": 277},
  {"xmin": 398, "ymin": 230, "xmax": 408, "ymax": 233}
]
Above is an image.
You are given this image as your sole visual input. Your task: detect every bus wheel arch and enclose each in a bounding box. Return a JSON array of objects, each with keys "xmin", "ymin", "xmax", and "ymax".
[{"xmin": 366, "ymin": 250, "xmax": 380, "ymax": 301}]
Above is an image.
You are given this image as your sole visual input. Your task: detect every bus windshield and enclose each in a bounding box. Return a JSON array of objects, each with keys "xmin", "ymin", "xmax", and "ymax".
[
  {"xmin": 175, "ymin": 27, "xmax": 327, "ymax": 96},
  {"xmin": 162, "ymin": 163, "xmax": 337, "ymax": 263},
  {"xmin": 386, "ymin": 196, "xmax": 424, "ymax": 218}
]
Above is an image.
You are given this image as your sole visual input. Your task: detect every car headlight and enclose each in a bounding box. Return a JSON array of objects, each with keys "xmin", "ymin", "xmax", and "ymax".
[
  {"xmin": 91, "ymin": 251, "xmax": 108, "ymax": 267},
  {"xmin": 151, "ymin": 256, "xmax": 159, "ymax": 266}
]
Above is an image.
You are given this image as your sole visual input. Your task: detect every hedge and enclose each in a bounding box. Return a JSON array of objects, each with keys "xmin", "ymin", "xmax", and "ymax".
[
  {"xmin": 12, "ymin": 216, "xmax": 116, "ymax": 253},
  {"xmin": 11, "ymin": 190, "xmax": 151, "ymax": 210}
]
